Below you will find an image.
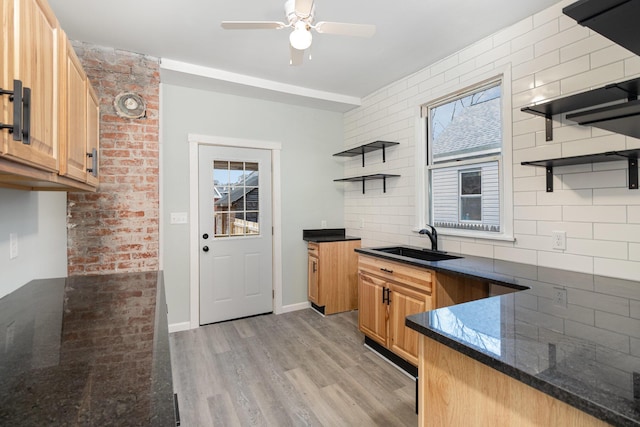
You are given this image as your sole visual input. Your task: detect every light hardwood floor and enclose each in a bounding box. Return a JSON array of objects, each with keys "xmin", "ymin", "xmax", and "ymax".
[{"xmin": 170, "ymin": 309, "xmax": 418, "ymax": 427}]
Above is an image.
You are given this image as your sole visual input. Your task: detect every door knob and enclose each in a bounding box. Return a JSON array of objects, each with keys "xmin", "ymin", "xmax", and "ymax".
[
  {"xmin": 202, "ymin": 246, "xmax": 209, "ymax": 252},
  {"xmin": 202, "ymin": 233, "xmax": 209, "ymax": 239}
]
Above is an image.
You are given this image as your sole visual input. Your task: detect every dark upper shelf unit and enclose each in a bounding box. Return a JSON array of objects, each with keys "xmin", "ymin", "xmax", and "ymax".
[
  {"xmin": 521, "ymin": 149, "xmax": 639, "ymax": 192},
  {"xmin": 520, "ymin": 76, "xmax": 640, "ymax": 141},
  {"xmin": 334, "ymin": 174, "xmax": 400, "ymax": 194},
  {"xmin": 520, "ymin": 0, "xmax": 640, "ymax": 141},
  {"xmin": 563, "ymin": 0, "xmax": 640, "ymax": 58},
  {"xmin": 333, "ymin": 141, "xmax": 399, "ymax": 167}
]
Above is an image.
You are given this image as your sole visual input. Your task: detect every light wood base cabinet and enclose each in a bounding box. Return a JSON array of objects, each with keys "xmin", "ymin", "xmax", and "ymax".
[
  {"xmin": 358, "ymin": 255, "xmax": 433, "ymax": 367},
  {"xmin": 419, "ymin": 336, "xmax": 610, "ymax": 427},
  {"xmin": 307, "ymin": 240, "xmax": 360, "ymax": 315}
]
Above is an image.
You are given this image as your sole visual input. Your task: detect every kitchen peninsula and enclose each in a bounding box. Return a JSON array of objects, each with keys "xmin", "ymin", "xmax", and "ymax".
[{"xmin": 356, "ymin": 247, "xmax": 640, "ymax": 426}]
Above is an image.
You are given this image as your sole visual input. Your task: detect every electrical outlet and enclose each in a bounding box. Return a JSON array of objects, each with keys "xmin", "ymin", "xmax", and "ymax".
[
  {"xmin": 9, "ymin": 233, "xmax": 18, "ymax": 259},
  {"xmin": 553, "ymin": 287, "xmax": 567, "ymax": 308},
  {"xmin": 551, "ymin": 231, "xmax": 566, "ymax": 250},
  {"xmin": 321, "ymin": 220, "xmax": 327, "ymax": 228}
]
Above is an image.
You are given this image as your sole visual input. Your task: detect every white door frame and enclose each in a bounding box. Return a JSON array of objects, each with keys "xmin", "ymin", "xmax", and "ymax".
[{"xmin": 188, "ymin": 133, "xmax": 283, "ymax": 329}]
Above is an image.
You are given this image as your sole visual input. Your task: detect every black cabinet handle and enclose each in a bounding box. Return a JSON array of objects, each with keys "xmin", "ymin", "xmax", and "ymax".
[
  {"xmin": 0, "ymin": 79, "xmax": 23, "ymax": 142},
  {"xmin": 380, "ymin": 267, "xmax": 393, "ymax": 274},
  {"xmin": 382, "ymin": 287, "xmax": 391, "ymax": 305},
  {"xmin": 21, "ymin": 86, "xmax": 30, "ymax": 145},
  {"xmin": 386, "ymin": 288, "xmax": 391, "ymax": 305},
  {"xmin": 86, "ymin": 148, "xmax": 98, "ymax": 176},
  {"xmin": 312, "ymin": 261, "xmax": 317, "ymax": 273}
]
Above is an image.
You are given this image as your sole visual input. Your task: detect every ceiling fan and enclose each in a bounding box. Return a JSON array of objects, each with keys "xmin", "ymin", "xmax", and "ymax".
[{"xmin": 221, "ymin": 0, "xmax": 376, "ymax": 65}]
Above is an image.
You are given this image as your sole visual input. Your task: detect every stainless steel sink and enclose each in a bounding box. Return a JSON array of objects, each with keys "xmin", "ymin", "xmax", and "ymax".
[{"xmin": 375, "ymin": 246, "xmax": 462, "ymax": 262}]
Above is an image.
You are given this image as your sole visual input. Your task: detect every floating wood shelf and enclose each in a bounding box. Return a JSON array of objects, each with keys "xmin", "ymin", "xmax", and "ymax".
[
  {"xmin": 334, "ymin": 173, "xmax": 400, "ymax": 194},
  {"xmin": 333, "ymin": 141, "xmax": 399, "ymax": 167},
  {"xmin": 521, "ymin": 149, "xmax": 639, "ymax": 192}
]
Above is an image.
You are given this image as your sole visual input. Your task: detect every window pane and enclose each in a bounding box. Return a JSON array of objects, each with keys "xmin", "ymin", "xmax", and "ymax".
[
  {"xmin": 230, "ymin": 212, "xmax": 245, "ymax": 236},
  {"xmin": 245, "ymin": 211, "xmax": 259, "ymax": 235},
  {"xmin": 430, "ymin": 84, "xmax": 501, "ymax": 163},
  {"xmin": 214, "ymin": 213, "xmax": 230, "ymax": 237},
  {"xmin": 213, "ymin": 161, "xmax": 230, "ymax": 186},
  {"xmin": 461, "ymin": 197, "xmax": 481, "ymax": 221},
  {"xmin": 461, "ymin": 171, "xmax": 481, "ymax": 195}
]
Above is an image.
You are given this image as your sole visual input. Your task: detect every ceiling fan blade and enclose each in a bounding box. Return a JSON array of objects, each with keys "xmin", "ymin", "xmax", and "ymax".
[
  {"xmin": 289, "ymin": 45, "xmax": 304, "ymax": 66},
  {"xmin": 221, "ymin": 21, "xmax": 287, "ymax": 30},
  {"xmin": 315, "ymin": 22, "xmax": 376, "ymax": 37},
  {"xmin": 294, "ymin": 0, "xmax": 314, "ymax": 17}
]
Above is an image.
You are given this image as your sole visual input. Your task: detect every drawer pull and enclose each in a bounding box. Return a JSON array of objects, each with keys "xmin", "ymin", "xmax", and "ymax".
[{"xmin": 380, "ymin": 267, "xmax": 393, "ymax": 274}]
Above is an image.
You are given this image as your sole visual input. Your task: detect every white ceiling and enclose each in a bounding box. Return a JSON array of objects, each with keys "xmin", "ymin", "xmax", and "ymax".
[{"xmin": 49, "ymin": 0, "xmax": 562, "ymax": 111}]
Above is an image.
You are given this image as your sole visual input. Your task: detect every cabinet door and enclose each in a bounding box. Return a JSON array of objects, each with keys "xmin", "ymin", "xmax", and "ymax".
[
  {"xmin": 2, "ymin": 0, "xmax": 58, "ymax": 171},
  {"xmin": 308, "ymin": 254, "xmax": 319, "ymax": 304},
  {"xmin": 358, "ymin": 272, "xmax": 388, "ymax": 347},
  {"xmin": 389, "ymin": 283, "xmax": 431, "ymax": 366},
  {"xmin": 85, "ymin": 83, "xmax": 99, "ymax": 187},
  {"xmin": 58, "ymin": 34, "xmax": 87, "ymax": 182}
]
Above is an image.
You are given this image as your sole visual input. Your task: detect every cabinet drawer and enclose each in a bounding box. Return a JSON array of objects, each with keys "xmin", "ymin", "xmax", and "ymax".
[
  {"xmin": 358, "ymin": 255, "xmax": 433, "ymax": 293},
  {"xmin": 307, "ymin": 242, "xmax": 319, "ymax": 257}
]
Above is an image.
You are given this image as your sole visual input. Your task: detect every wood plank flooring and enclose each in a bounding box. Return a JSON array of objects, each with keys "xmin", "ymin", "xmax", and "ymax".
[{"xmin": 170, "ymin": 309, "xmax": 418, "ymax": 427}]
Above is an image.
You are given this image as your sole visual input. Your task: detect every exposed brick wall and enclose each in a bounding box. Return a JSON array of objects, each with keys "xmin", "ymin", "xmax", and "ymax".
[{"xmin": 67, "ymin": 42, "xmax": 160, "ymax": 275}]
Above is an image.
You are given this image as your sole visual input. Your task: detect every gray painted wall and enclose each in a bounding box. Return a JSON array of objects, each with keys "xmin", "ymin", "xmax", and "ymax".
[
  {"xmin": 161, "ymin": 84, "xmax": 345, "ymax": 325},
  {"xmin": 0, "ymin": 189, "xmax": 68, "ymax": 298}
]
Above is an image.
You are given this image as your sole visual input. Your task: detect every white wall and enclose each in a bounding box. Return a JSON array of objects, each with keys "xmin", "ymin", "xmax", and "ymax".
[
  {"xmin": 343, "ymin": 0, "xmax": 640, "ymax": 282},
  {"xmin": 0, "ymin": 189, "xmax": 68, "ymax": 298},
  {"xmin": 161, "ymin": 84, "xmax": 345, "ymax": 325}
]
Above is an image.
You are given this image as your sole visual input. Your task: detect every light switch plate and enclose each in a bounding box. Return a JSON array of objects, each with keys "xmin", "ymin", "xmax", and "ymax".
[{"xmin": 170, "ymin": 212, "xmax": 188, "ymax": 224}]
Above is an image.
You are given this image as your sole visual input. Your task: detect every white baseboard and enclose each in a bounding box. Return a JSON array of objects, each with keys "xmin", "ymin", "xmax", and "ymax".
[
  {"xmin": 168, "ymin": 321, "xmax": 191, "ymax": 333},
  {"xmin": 279, "ymin": 301, "xmax": 310, "ymax": 314}
]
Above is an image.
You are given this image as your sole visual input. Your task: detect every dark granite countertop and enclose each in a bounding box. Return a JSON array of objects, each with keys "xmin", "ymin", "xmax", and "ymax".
[
  {"xmin": 0, "ymin": 271, "xmax": 176, "ymax": 426},
  {"xmin": 303, "ymin": 228, "xmax": 361, "ymax": 243},
  {"xmin": 357, "ymin": 246, "xmax": 640, "ymax": 426}
]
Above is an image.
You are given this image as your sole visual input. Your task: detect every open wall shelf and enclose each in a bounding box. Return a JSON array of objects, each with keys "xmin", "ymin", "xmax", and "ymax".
[
  {"xmin": 520, "ymin": 76, "xmax": 640, "ymax": 141},
  {"xmin": 521, "ymin": 149, "xmax": 639, "ymax": 192},
  {"xmin": 334, "ymin": 173, "xmax": 400, "ymax": 194},
  {"xmin": 334, "ymin": 141, "xmax": 399, "ymax": 167}
]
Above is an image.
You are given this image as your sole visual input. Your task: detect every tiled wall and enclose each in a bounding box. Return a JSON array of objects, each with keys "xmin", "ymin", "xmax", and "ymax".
[
  {"xmin": 343, "ymin": 0, "xmax": 640, "ymax": 281},
  {"xmin": 66, "ymin": 43, "xmax": 160, "ymax": 275}
]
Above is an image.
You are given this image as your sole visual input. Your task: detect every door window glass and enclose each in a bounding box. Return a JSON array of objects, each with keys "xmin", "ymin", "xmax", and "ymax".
[{"xmin": 212, "ymin": 161, "xmax": 260, "ymax": 237}]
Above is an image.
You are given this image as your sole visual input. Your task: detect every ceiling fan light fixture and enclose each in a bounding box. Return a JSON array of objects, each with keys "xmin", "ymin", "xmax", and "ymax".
[{"xmin": 289, "ymin": 21, "xmax": 312, "ymax": 50}]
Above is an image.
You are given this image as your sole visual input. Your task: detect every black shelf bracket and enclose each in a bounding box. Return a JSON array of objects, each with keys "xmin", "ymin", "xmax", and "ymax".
[
  {"xmin": 333, "ymin": 141, "xmax": 399, "ymax": 167},
  {"xmin": 545, "ymin": 115, "xmax": 553, "ymax": 141},
  {"xmin": 522, "ymin": 149, "xmax": 640, "ymax": 192}
]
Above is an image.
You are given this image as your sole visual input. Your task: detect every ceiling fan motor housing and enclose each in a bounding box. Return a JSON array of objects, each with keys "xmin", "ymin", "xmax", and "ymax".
[{"xmin": 285, "ymin": 0, "xmax": 315, "ymax": 24}]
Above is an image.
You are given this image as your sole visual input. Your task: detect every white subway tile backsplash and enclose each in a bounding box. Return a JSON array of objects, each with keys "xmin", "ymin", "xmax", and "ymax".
[
  {"xmin": 512, "ymin": 19, "xmax": 559, "ymax": 53},
  {"xmin": 512, "ymin": 50, "xmax": 560, "ymax": 81},
  {"xmin": 538, "ymin": 251, "xmax": 594, "ymax": 274},
  {"xmin": 594, "ymin": 223, "xmax": 640, "ymax": 242},
  {"xmin": 566, "ymin": 238, "xmax": 628, "ymax": 259},
  {"xmin": 537, "ymin": 221, "xmax": 593, "ymax": 239},
  {"xmin": 562, "ymin": 170, "xmax": 627, "ymax": 190},
  {"xmin": 624, "ymin": 56, "xmax": 640, "ymax": 76},
  {"xmin": 591, "ymin": 44, "xmax": 635, "ymax": 69},
  {"xmin": 494, "ymin": 245, "xmax": 537, "ymax": 264},
  {"xmin": 514, "ymin": 191, "xmax": 537, "ymax": 206},
  {"xmin": 515, "ymin": 220, "xmax": 537, "ymax": 235},
  {"xmin": 631, "ymin": 207, "xmax": 640, "ymax": 223},
  {"xmin": 560, "ymin": 62, "xmax": 625, "ymax": 95},
  {"xmin": 631, "ymin": 244, "xmax": 640, "ymax": 261},
  {"xmin": 536, "ymin": 189, "xmax": 592, "ymax": 206},
  {"xmin": 493, "ymin": 17, "xmax": 533, "ymax": 48},
  {"xmin": 560, "ymin": 34, "xmax": 613, "ymax": 63},
  {"xmin": 534, "ymin": 25, "xmax": 589, "ymax": 58},
  {"xmin": 564, "ymin": 205, "xmax": 627, "ymax": 223},
  {"xmin": 561, "ymin": 134, "xmax": 626, "ymax": 158},
  {"xmin": 594, "ymin": 258, "xmax": 640, "ymax": 282},
  {"xmin": 534, "ymin": 55, "xmax": 589, "ymax": 88},
  {"xmin": 594, "ymin": 188, "xmax": 640, "ymax": 206}
]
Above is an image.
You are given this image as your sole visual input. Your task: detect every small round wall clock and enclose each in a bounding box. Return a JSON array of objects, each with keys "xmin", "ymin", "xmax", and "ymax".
[{"xmin": 113, "ymin": 92, "xmax": 146, "ymax": 119}]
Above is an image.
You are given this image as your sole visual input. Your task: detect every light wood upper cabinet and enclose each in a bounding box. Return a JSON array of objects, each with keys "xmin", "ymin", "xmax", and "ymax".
[
  {"xmin": 58, "ymin": 31, "xmax": 99, "ymax": 186},
  {"xmin": 0, "ymin": 0, "xmax": 98, "ymax": 191},
  {"xmin": 1, "ymin": 0, "xmax": 58, "ymax": 171}
]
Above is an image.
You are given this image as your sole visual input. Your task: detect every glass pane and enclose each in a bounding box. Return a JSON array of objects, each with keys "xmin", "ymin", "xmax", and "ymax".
[
  {"xmin": 461, "ymin": 171, "xmax": 481, "ymax": 195},
  {"xmin": 213, "ymin": 161, "xmax": 230, "ymax": 186},
  {"xmin": 430, "ymin": 84, "xmax": 501, "ymax": 163},
  {"xmin": 227, "ymin": 186, "xmax": 245, "ymax": 212},
  {"xmin": 460, "ymin": 197, "xmax": 481, "ymax": 221},
  {"xmin": 214, "ymin": 213, "xmax": 230, "ymax": 236},
  {"xmin": 229, "ymin": 161, "xmax": 244, "ymax": 185},
  {"xmin": 244, "ymin": 187, "xmax": 259, "ymax": 211},
  {"xmin": 246, "ymin": 213, "xmax": 259, "ymax": 235},
  {"xmin": 230, "ymin": 212, "xmax": 245, "ymax": 236}
]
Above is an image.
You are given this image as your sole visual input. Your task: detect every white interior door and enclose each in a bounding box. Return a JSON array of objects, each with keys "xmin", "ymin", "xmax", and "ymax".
[{"xmin": 198, "ymin": 145, "xmax": 273, "ymax": 325}]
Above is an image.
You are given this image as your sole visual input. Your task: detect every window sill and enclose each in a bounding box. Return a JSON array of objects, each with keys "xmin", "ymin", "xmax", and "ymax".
[{"xmin": 413, "ymin": 228, "xmax": 515, "ymax": 242}]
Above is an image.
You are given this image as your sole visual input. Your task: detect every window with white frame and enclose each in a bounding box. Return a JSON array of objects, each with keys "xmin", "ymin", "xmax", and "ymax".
[{"xmin": 425, "ymin": 80, "xmax": 503, "ymax": 233}]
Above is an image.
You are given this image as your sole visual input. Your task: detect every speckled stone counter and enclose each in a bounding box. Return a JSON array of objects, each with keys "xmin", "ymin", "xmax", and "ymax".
[
  {"xmin": 302, "ymin": 228, "xmax": 361, "ymax": 243},
  {"xmin": 0, "ymin": 271, "xmax": 176, "ymax": 426},
  {"xmin": 358, "ymin": 247, "xmax": 640, "ymax": 426}
]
